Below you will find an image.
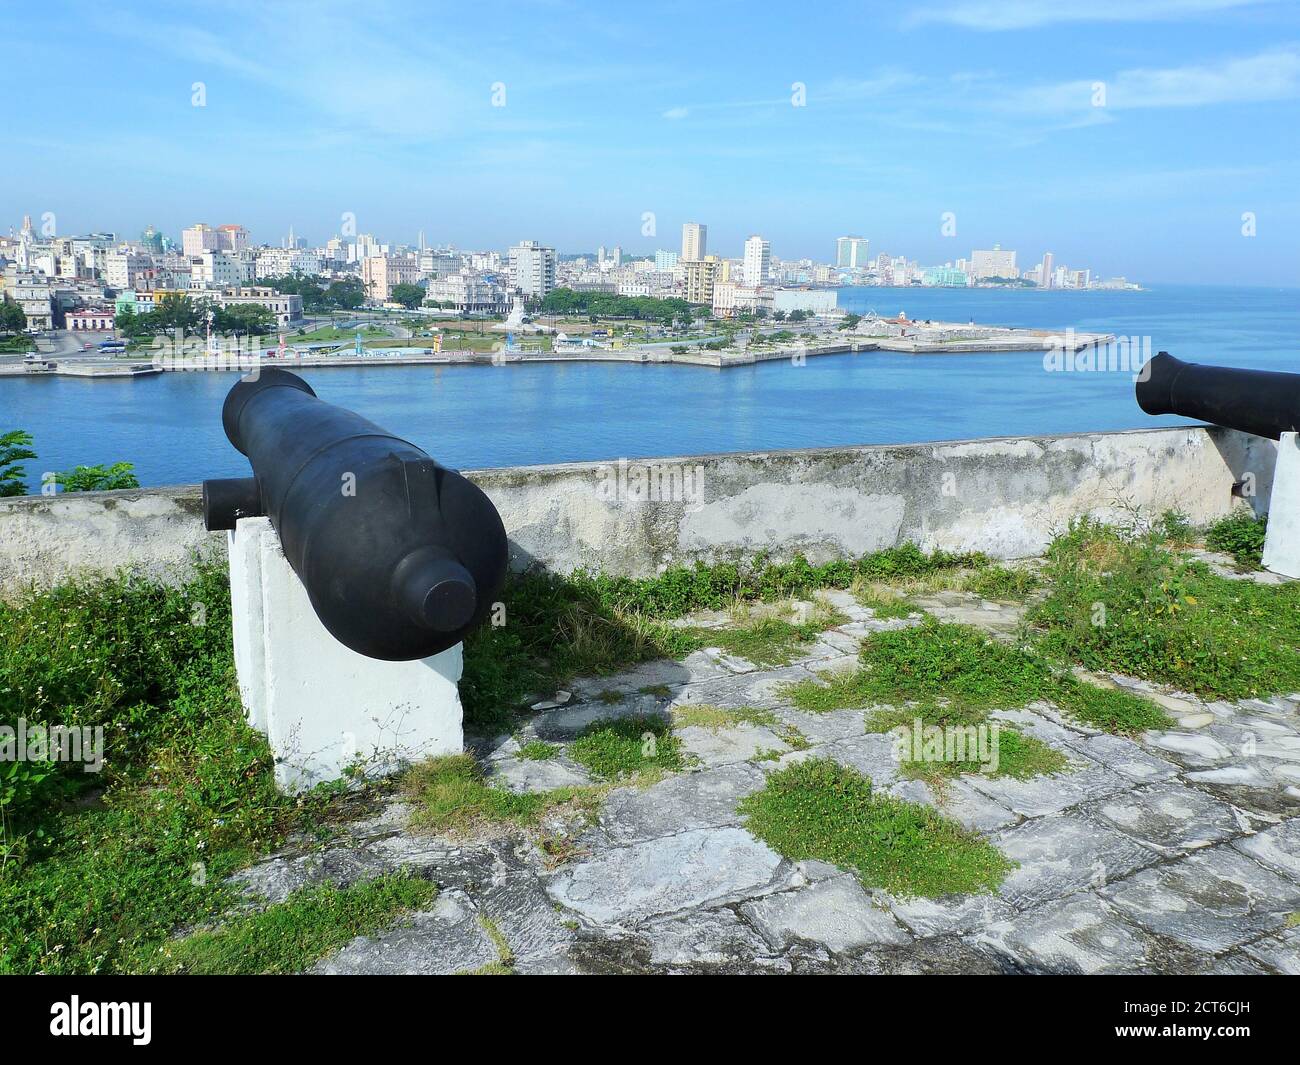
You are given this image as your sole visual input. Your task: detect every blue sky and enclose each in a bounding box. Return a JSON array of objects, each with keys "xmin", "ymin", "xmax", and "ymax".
[{"xmin": 7, "ymin": 0, "xmax": 1300, "ymax": 283}]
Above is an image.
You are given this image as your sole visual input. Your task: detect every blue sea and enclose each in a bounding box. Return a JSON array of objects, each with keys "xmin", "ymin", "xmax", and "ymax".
[{"xmin": 1, "ymin": 284, "xmax": 1296, "ymax": 488}]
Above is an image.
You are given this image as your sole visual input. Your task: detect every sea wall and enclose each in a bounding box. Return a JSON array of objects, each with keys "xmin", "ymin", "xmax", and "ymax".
[{"xmin": 0, "ymin": 425, "xmax": 1274, "ymax": 595}]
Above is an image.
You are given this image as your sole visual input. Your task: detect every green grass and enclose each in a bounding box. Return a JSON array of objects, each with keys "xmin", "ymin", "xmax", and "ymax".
[
  {"xmin": 459, "ymin": 571, "xmax": 701, "ymax": 733},
  {"xmin": 1050, "ymin": 677, "xmax": 1171, "ymax": 734},
  {"xmin": 460, "ymin": 913, "xmax": 515, "ymax": 975},
  {"xmin": 10, "ymin": 526, "xmax": 1260, "ymax": 973},
  {"xmin": 1031, "ymin": 518, "xmax": 1300, "ymax": 700},
  {"xmin": 404, "ymin": 754, "xmax": 602, "ymax": 835},
  {"xmin": 737, "ymin": 759, "xmax": 1013, "ymax": 898},
  {"xmin": 1204, "ymin": 509, "xmax": 1268, "ymax": 569},
  {"xmin": 288, "ymin": 324, "xmax": 390, "ymax": 345},
  {"xmin": 1155, "ymin": 508, "xmax": 1197, "ymax": 549},
  {"xmin": 853, "ymin": 583, "xmax": 919, "ymax": 618},
  {"xmin": 151, "ymin": 873, "xmax": 436, "ymax": 974},
  {"xmin": 789, "ymin": 619, "xmax": 1045, "ymax": 721},
  {"xmin": 517, "ymin": 740, "xmax": 559, "ymax": 761},
  {"xmin": 567, "ymin": 716, "xmax": 684, "ymax": 781},
  {"xmin": 964, "ymin": 565, "xmax": 1041, "ymax": 600},
  {"xmin": 0, "ymin": 563, "xmax": 314, "ymax": 975},
  {"xmin": 460, "ymin": 547, "xmax": 983, "ymax": 732},
  {"xmin": 672, "ymin": 703, "xmax": 780, "ymax": 730},
  {"xmin": 895, "ymin": 725, "xmax": 1068, "ymax": 785},
  {"xmin": 0, "ymin": 547, "xmax": 986, "ymax": 972},
  {"xmin": 979, "ymin": 728, "xmax": 1066, "ymax": 778},
  {"xmin": 786, "ymin": 617, "xmax": 1170, "ymax": 737},
  {"xmin": 696, "ymin": 615, "xmax": 824, "ymax": 667}
]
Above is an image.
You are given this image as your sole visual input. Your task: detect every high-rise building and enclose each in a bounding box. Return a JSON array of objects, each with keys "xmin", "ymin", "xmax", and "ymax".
[
  {"xmin": 683, "ymin": 256, "xmax": 721, "ymax": 305},
  {"xmin": 654, "ymin": 249, "xmax": 679, "ymax": 272},
  {"xmin": 104, "ymin": 250, "xmax": 153, "ymax": 290},
  {"xmin": 508, "ymin": 239, "xmax": 556, "ymax": 298},
  {"xmin": 217, "ymin": 224, "xmax": 249, "ymax": 252},
  {"xmin": 181, "ymin": 223, "xmax": 221, "ymax": 257},
  {"xmin": 1040, "ymin": 251, "xmax": 1055, "ymax": 289},
  {"xmin": 969, "ymin": 244, "xmax": 1017, "ymax": 281},
  {"xmin": 182, "ymin": 223, "xmax": 247, "ymax": 256},
  {"xmin": 743, "ymin": 235, "xmax": 771, "ymax": 285},
  {"xmin": 835, "ymin": 236, "xmax": 870, "ymax": 269},
  {"xmin": 681, "ymin": 222, "xmax": 707, "ymax": 261}
]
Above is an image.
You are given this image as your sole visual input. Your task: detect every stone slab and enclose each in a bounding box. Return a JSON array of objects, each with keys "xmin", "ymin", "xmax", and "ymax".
[
  {"xmin": 1231, "ymin": 818, "xmax": 1300, "ymax": 882},
  {"xmin": 773, "ymin": 706, "xmax": 866, "ymax": 745},
  {"xmin": 228, "ymin": 847, "xmax": 391, "ymax": 905},
  {"xmin": 824, "ymin": 733, "xmax": 901, "ymax": 787},
  {"xmin": 1241, "ymin": 927, "xmax": 1300, "ymax": 975},
  {"xmin": 886, "ymin": 891, "xmax": 1016, "ymax": 938},
  {"xmin": 311, "ymin": 890, "xmax": 498, "ymax": 975},
  {"xmin": 486, "ymin": 757, "xmax": 591, "ymax": 793},
  {"xmin": 740, "ymin": 876, "xmax": 911, "ymax": 952},
  {"xmin": 968, "ymin": 762, "xmax": 1128, "ymax": 818},
  {"xmin": 993, "ymin": 814, "xmax": 1158, "ymax": 910},
  {"xmin": 676, "ymin": 723, "xmax": 789, "ymax": 767},
  {"xmin": 480, "ymin": 873, "xmax": 577, "ymax": 965},
  {"xmin": 1102, "ymin": 845, "xmax": 1300, "ymax": 953},
  {"xmin": 1089, "ymin": 782, "xmax": 1243, "ymax": 853},
  {"xmin": 889, "ymin": 777, "xmax": 1020, "ymax": 833},
  {"xmin": 976, "ymin": 893, "xmax": 1161, "ymax": 975},
  {"xmin": 546, "ymin": 826, "xmax": 784, "ymax": 924},
  {"xmin": 598, "ymin": 763, "xmax": 767, "ymax": 846},
  {"xmin": 1076, "ymin": 734, "xmax": 1180, "ymax": 783},
  {"xmin": 643, "ymin": 907, "xmax": 778, "ymax": 968},
  {"xmin": 1145, "ymin": 731, "xmax": 1233, "ymax": 766},
  {"xmin": 533, "ymin": 697, "xmax": 671, "ymax": 740}
]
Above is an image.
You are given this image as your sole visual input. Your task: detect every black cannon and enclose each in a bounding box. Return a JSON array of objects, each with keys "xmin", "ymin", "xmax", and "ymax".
[
  {"xmin": 202, "ymin": 368, "xmax": 507, "ymax": 661},
  {"xmin": 1137, "ymin": 351, "xmax": 1300, "ymax": 440}
]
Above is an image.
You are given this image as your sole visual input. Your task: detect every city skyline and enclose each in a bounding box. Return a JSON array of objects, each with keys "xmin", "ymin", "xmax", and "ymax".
[
  {"xmin": 5, "ymin": 1, "xmax": 1300, "ymax": 285},
  {"xmin": 0, "ymin": 211, "xmax": 1123, "ymax": 282}
]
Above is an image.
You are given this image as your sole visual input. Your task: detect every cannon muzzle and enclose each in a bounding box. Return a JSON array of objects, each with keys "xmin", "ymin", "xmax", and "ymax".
[
  {"xmin": 1137, "ymin": 351, "xmax": 1300, "ymax": 441},
  {"xmin": 202, "ymin": 368, "xmax": 507, "ymax": 661}
]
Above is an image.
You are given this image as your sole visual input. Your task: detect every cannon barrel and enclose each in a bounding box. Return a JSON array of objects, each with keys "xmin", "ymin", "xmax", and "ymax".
[
  {"xmin": 1136, "ymin": 351, "xmax": 1300, "ymax": 441},
  {"xmin": 202, "ymin": 368, "xmax": 507, "ymax": 661}
]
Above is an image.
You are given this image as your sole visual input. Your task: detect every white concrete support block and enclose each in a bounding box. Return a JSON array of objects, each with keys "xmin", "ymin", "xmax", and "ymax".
[
  {"xmin": 228, "ymin": 516, "xmax": 463, "ymax": 792},
  {"xmin": 1263, "ymin": 432, "xmax": 1300, "ymax": 579}
]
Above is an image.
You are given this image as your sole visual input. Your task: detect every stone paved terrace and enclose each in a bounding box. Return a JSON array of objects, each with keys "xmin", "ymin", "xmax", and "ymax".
[{"xmin": 229, "ymin": 581, "xmax": 1300, "ymax": 976}]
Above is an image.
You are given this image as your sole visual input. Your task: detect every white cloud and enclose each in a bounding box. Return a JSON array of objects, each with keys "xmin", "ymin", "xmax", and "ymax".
[
  {"xmin": 1014, "ymin": 47, "xmax": 1300, "ymax": 114},
  {"xmin": 910, "ymin": 0, "xmax": 1262, "ymax": 31}
]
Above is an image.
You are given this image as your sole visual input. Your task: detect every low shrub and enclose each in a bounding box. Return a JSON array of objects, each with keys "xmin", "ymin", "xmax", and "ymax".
[{"xmin": 1205, "ymin": 509, "xmax": 1267, "ymax": 569}]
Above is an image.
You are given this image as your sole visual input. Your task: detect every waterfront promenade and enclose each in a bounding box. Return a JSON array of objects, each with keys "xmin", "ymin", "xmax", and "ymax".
[{"xmin": 1, "ymin": 320, "xmax": 1114, "ymax": 378}]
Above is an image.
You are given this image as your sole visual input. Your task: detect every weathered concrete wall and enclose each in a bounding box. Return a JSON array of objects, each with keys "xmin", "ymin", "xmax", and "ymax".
[
  {"xmin": 0, "ymin": 426, "xmax": 1276, "ymax": 594},
  {"xmin": 0, "ymin": 485, "xmax": 223, "ymax": 595}
]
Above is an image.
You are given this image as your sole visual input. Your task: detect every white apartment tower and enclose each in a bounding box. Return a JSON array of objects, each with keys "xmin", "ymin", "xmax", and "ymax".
[
  {"xmin": 836, "ymin": 236, "xmax": 870, "ymax": 269},
  {"xmin": 508, "ymin": 239, "xmax": 557, "ymax": 298},
  {"xmin": 681, "ymin": 222, "xmax": 707, "ymax": 261},
  {"xmin": 743, "ymin": 235, "xmax": 771, "ymax": 285}
]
